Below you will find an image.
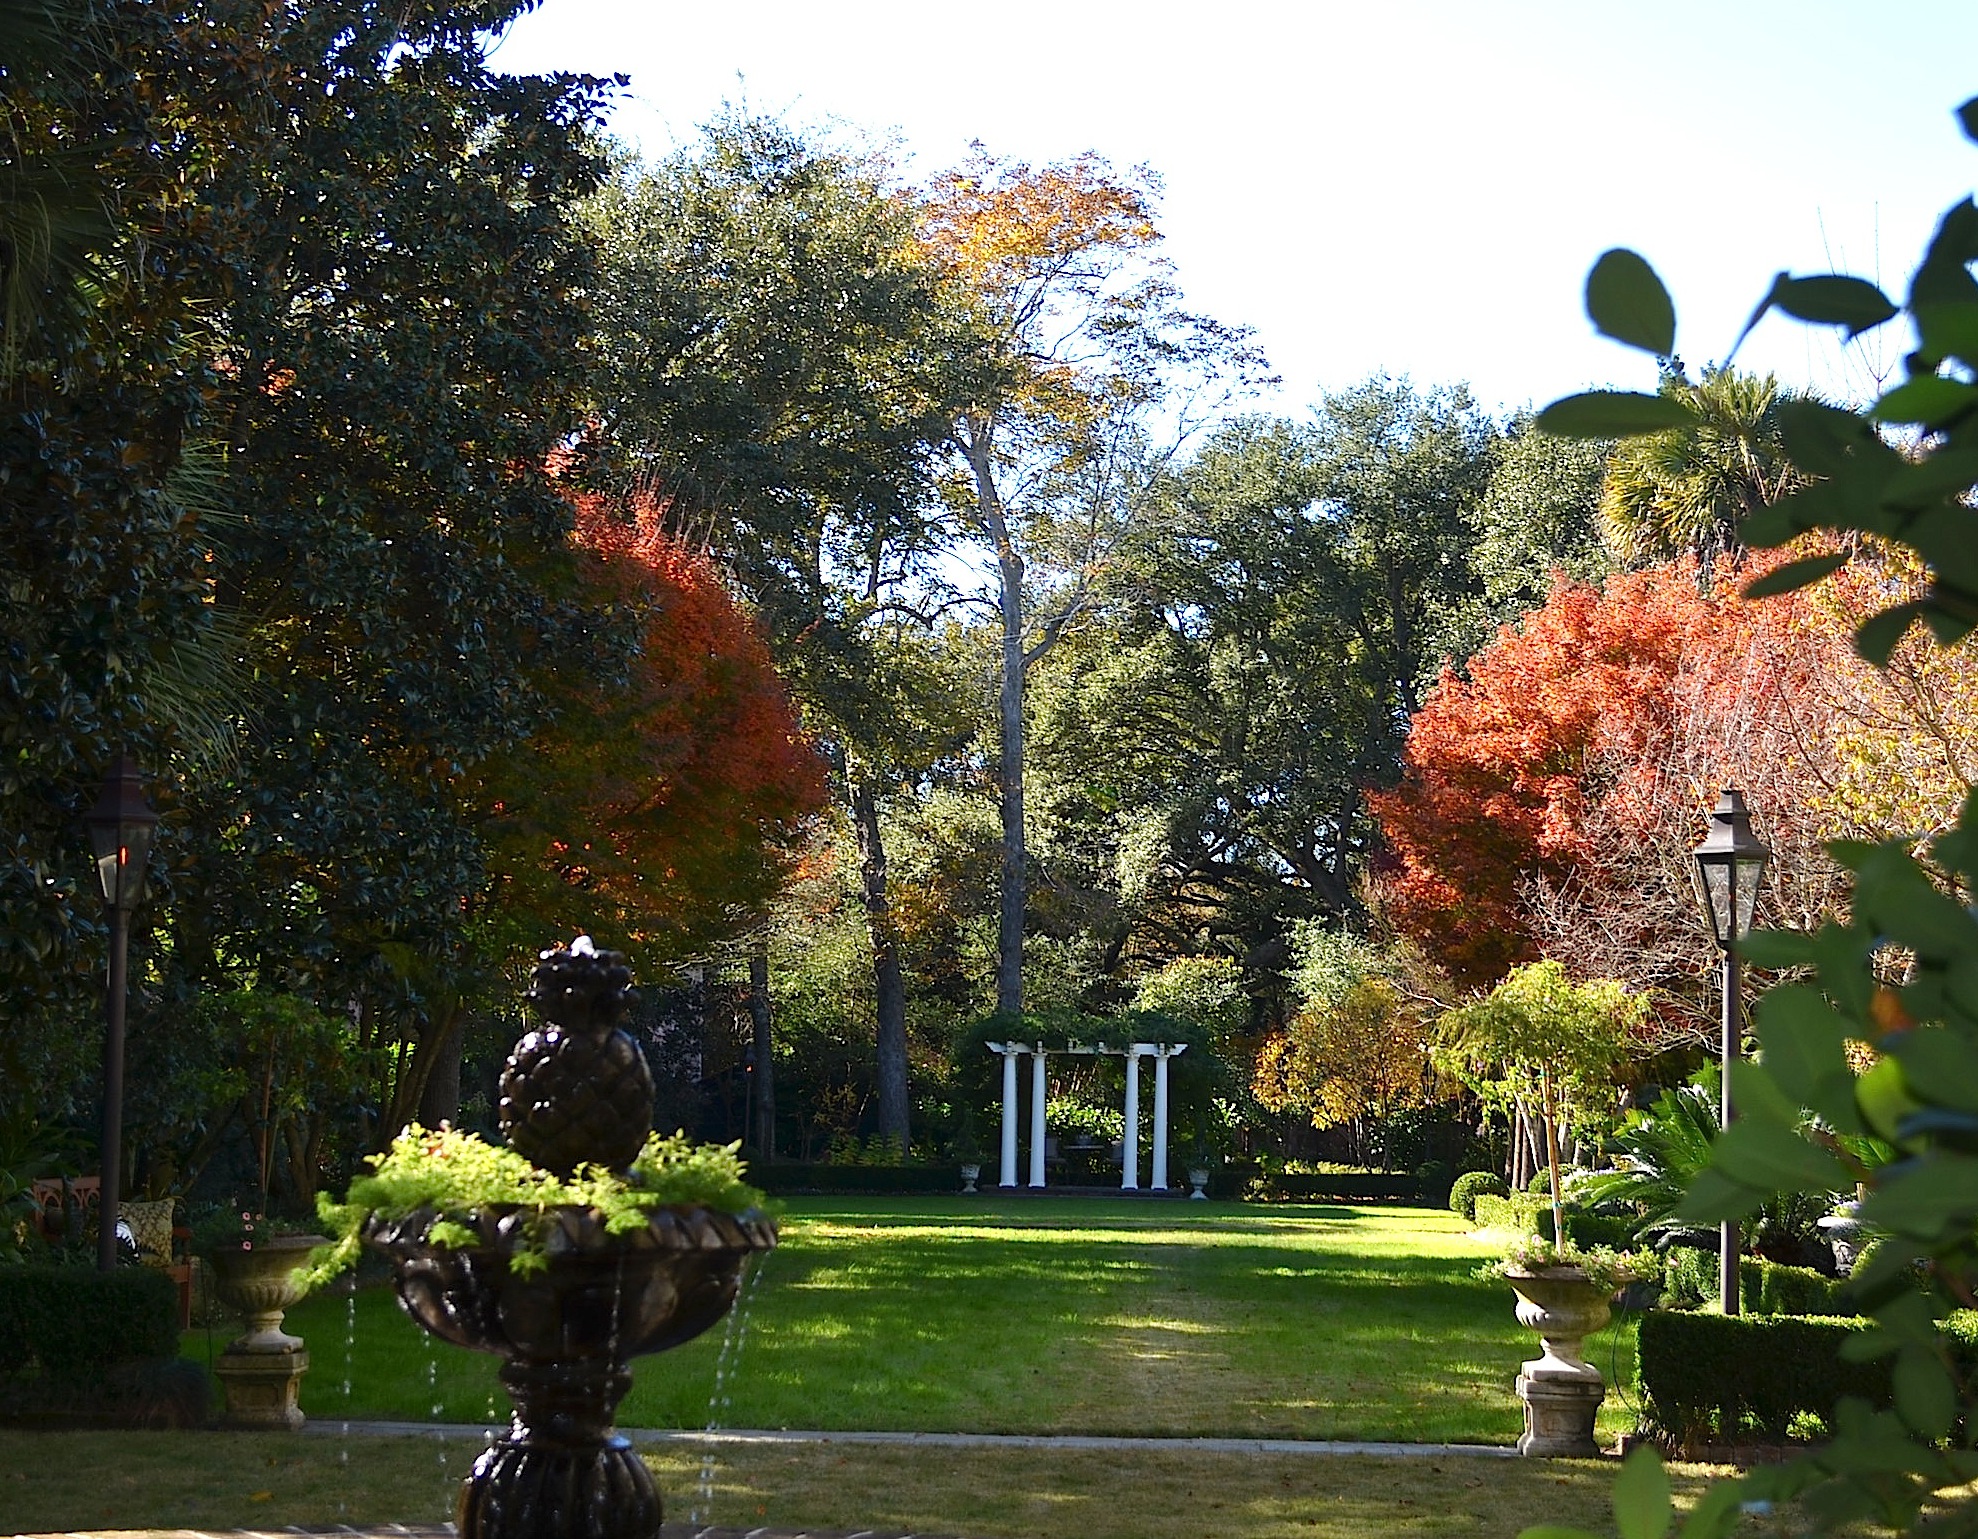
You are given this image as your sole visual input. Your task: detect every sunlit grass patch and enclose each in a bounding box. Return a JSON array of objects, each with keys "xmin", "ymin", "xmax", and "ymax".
[{"xmin": 254, "ymin": 1195, "xmax": 1641, "ymax": 1445}]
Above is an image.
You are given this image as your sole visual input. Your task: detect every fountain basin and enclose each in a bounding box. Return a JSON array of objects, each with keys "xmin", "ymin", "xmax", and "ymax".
[
  {"xmin": 366, "ymin": 1203, "xmax": 776, "ymax": 1364},
  {"xmin": 364, "ymin": 1203, "xmax": 775, "ymax": 1539}
]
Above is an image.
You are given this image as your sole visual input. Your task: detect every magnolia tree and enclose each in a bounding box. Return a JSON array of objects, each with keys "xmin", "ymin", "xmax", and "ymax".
[{"xmin": 1437, "ymin": 961, "xmax": 1644, "ymax": 1245}]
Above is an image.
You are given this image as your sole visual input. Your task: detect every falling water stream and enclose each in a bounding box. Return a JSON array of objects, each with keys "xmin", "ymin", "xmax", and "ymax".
[
  {"xmin": 337, "ymin": 1280, "xmax": 356, "ymax": 1519},
  {"xmin": 424, "ymin": 1328, "xmax": 451, "ymax": 1519},
  {"xmin": 688, "ymin": 1249, "xmax": 771, "ymax": 1526}
]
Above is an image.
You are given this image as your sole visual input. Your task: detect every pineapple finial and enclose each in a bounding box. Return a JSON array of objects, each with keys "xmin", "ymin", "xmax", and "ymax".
[
  {"xmin": 502, "ymin": 936, "xmax": 655, "ymax": 1175},
  {"xmin": 526, "ymin": 935, "xmax": 640, "ymax": 1032}
]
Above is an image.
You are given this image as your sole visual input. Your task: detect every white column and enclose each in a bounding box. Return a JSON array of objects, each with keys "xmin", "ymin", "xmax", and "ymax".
[
  {"xmin": 990, "ymin": 1043, "xmax": 1021, "ymax": 1188},
  {"xmin": 1029, "ymin": 1049, "xmax": 1048, "ymax": 1189},
  {"xmin": 1121, "ymin": 1047, "xmax": 1142, "ymax": 1190},
  {"xmin": 1151, "ymin": 1047, "xmax": 1172, "ymax": 1191}
]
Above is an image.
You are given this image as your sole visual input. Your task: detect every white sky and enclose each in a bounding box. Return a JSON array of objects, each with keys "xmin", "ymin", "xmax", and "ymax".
[{"xmin": 490, "ymin": 0, "xmax": 1978, "ymax": 418}]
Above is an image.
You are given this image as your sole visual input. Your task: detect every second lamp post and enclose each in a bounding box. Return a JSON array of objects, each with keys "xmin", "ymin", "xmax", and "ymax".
[{"xmin": 1692, "ymin": 786, "xmax": 1770, "ymax": 1316}]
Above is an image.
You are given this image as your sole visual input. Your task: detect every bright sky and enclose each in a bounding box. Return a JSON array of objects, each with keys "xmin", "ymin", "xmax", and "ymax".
[{"xmin": 491, "ymin": 1, "xmax": 1978, "ymax": 419}]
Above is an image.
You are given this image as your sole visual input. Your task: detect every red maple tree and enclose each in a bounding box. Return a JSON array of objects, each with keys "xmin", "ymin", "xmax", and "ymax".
[{"xmin": 481, "ymin": 488, "xmax": 827, "ymax": 957}]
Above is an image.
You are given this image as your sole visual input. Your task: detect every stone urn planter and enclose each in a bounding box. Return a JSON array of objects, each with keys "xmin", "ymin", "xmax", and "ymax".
[
  {"xmin": 1505, "ymin": 1267, "xmax": 1613, "ymax": 1456},
  {"xmin": 1818, "ymin": 1201, "xmax": 1867, "ymax": 1275},
  {"xmin": 209, "ymin": 1233, "xmax": 326, "ymax": 1430},
  {"xmin": 1187, "ymin": 1166, "xmax": 1211, "ymax": 1200},
  {"xmin": 959, "ymin": 1162, "xmax": 981, "ymax": 1194}
]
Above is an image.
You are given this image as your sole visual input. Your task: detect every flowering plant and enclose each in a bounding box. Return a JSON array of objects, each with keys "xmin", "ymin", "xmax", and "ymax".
[{"xmin": 1483, "ymin": 1235, "xmax": 1644, "ymax": 1295}]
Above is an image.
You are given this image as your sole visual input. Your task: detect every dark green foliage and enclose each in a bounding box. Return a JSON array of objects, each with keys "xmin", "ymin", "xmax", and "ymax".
[
  {"xmin": 1449, "ymin": 1169, "xmax": 1508, "ymax": 1222},
  {"xmin": 1750, "ymin": 1260, "xmax": 1849, "ymax": 1316},
  {"xmin": 1245, "ymin": 1172, "xmax": 1434, "ymax": 1204},
  {"xmin": 1639, "ymin": 1311, "xmax": 1885, "ymax": 1444},
  {"xmin": 1537, "ymin": 1209, "xmax": 1639, "ymax": 1250},
  {"xmin": 750, "ymin": 1164, "xmax": 961, "ymax": 1196},
  {"xmin": 0, "ymin": 1266, "xmax": 178, "ymax": 1377},
  {"xmin": 1661, "ymin": 1249, "xmax": 1850, "ymax": 1315}
]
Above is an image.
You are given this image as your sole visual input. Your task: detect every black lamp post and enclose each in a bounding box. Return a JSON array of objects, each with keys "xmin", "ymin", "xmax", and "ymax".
[
  {"xmin": 1692, "ymin": 786, "xmax": 1770, "ymax": 1315},
  {"xmin": 83, "ymin": 755, "xmax": 158, "ymax": 1273}
]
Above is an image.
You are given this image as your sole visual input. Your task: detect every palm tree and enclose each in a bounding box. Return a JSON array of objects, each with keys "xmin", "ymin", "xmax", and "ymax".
[{"xmin": 1599, "ymin": 367, "xmax": 1809, "ymax": 569}]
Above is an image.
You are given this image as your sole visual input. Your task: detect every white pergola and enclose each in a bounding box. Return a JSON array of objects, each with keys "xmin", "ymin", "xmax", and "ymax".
[{"xmin": 984, "ymin": 1040, "xmax": 1187, "ymax": 1191}]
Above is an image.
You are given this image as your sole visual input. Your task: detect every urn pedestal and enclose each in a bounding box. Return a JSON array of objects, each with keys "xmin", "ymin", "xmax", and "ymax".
[
  {"xmin": 209, "ymin": 1235, "xmax": 325, "ymax": 1430},
  {"xmin": 1506, "ymin": 1269, "xmax": 1612, "ymax": 1457}
]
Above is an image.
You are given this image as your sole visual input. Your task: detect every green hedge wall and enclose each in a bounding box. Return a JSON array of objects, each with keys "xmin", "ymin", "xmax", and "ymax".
[
  {"xmin": 749, "ymin": 1164, "xmax": 965, "ymax": 1196},
  {"xmin": 1638, "ymin": 1310, "xmax": 1884, "ymax": 1443},
  {"xmin": 1659, "ymin": 1251, "xmax": 1851, "ymax": 1315},
  {"xmin": 0, "ymin": 1266, "xmax": 180, "ymax": 1377}
]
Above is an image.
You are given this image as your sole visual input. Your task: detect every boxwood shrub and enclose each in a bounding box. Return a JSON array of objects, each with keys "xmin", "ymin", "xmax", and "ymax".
[
  {"xmin": 1449, "ymin": 1171, "xmax": 1509, "ymax": 1223},
  {"xmin": 750, "ymin": 1163, "xmax": 961, "ymax": 1196},
  {"xmin": 0, "ymin": 1265, "xmax": 179, "ymax": 1377},
  {"xmin": 1638, "ymin": 1310, "xmax": 1884, "ymax": 1445},
  {"xmin": 1660, "ymin": 1250, "xmax": 1850, "ymax": 1315}
]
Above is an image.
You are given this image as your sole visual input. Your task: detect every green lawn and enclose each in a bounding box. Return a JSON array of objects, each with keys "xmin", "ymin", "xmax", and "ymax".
[{"xmin": 230, "ymin": 1197, "xmax": 1642, "ymax": 1447}]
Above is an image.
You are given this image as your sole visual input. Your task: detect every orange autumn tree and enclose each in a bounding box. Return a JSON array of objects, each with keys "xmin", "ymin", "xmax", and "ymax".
[
  {"xmin": 1375, "ymin": 562, "xmax": 1728, "ymax": 988},
  {"xmin": 482, "ymin": 488, "xmax": 827, "ymax": 961}
]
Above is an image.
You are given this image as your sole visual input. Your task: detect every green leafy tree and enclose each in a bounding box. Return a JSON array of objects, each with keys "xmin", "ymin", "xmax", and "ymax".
[
  {"xmin": 920, "ymin": 148, "xmax": 1268, "ymax": 1019},
  {"xmin": 586, "ymin": 116, "xmax": 981, "ymax": 1152},
  {"xmin": 1437, "ymin": 961, "xmax": 1643, "ymax": 1241},
  {"xmin": 1026, "ymin": 388, "xmax": 1494, "ymax": 985}
]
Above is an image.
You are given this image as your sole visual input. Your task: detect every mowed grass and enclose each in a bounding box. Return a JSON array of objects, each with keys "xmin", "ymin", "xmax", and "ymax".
[
  {"xmin": 0, "ymin": 1430, "xmax": 1718, "ymax": 1539},
  {"xmin": 250, "ymin": 1197, "xmax": 1643, "ymax": 1447}
]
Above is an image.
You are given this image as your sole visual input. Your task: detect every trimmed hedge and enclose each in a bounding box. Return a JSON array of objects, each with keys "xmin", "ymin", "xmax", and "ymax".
[
  {"xmin": 749, "ymin": 1164, "xmax": 966, "ymax": 1196},
  {"xmin": 1638, "ymin": 1310, "xmax": 1883, "ymax": 1444},
  {"xmin": 1246, "ymin": 1172, "xmax": 1427, "ymax": 1204},
  {"xmin": 1473, "ymin": 1192, "xmax": 1545, "ymax": 1232},
  {"xmin": 0, "ymin": 1265, "xmax": 179, "ymax": 1377},
  {"xmin": 1450, "ymin": 1171, "xmax": 1508, "ymax": 1223},
  {"xmin": 1660, "ymin": 1250, "xmax": 1850, "ymax": 1315}
]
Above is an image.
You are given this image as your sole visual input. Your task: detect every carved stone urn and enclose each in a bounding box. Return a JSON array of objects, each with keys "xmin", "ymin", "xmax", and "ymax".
[
  {"xmin": 1505, "ymin": 1268, "xmax": 1612, "ymax": 1457},
  {"xmin": 366, "ymin": 939, "xmax": 776, "ymax": 1539},
  {"xmin": 210, "ymin": 1234, "xmax": 327, "ymax": 1430}
]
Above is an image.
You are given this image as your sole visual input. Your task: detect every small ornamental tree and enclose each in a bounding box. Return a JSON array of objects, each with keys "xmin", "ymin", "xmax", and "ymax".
[{"xmin": 1436, "ymin": 961, "xmax": 1644, "ymax": 1246}]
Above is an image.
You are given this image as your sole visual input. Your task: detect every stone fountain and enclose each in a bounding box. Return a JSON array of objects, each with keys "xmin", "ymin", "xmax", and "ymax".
[{"xmin": 363, "ymin": 939, "xmax": 776, "ymax": 1539}]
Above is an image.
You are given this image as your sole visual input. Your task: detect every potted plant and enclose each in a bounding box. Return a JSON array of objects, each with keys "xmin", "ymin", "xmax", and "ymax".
[
  {"xmin": 1172, "ymin": 1128, "xmax": 1214, "ymax": 1199},
  {"xmin": 952, "ymin": 1120, "xmax": 983, "ymax": 1195},
  {"xmin": 192, "ymin": 1209, "xmax": 329, "ymax": 1430},
  {"xmin": 1439, "ymin": 961, "xmax": 1643, "ymax": 1457},
  {"xmin": 193, "ymin": 1211, "xmax": 327, "ymax": 1350}
]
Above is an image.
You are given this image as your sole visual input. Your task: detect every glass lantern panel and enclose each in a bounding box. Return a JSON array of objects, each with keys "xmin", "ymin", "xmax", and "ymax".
[
  {"xmin": 1701, "ymin": 861, "xmax": 1732, "ymax": 945},
  {"xmin": 1734, "ymin": 853, "xmax": 1765, "ymax": 938}
]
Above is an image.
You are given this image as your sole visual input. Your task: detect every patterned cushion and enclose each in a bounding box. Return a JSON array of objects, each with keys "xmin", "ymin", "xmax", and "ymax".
[{"xmin": 121, "ymin": 1199, "xmax": 175, "ymax": 1267}]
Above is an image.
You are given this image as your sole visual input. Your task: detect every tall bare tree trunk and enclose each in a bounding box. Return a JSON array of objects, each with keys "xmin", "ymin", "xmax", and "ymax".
[
  {"xmin": 966, "ymin": 418, "xmax": 1027, "ymax": 1019},
  {"xmin": 851, "ymin": 776, "xmax": 910, "ymax": 1151},
  {"xmin": 748, "ymin": 938, "xmax": 775, "ymax": 1162}
]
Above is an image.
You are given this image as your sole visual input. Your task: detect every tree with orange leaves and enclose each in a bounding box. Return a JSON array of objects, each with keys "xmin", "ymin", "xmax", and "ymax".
[
  {"xmin": 918, "ymin": 147, "xmax": 1269, "ymax": 1017},
  {"xmin": 477, "ymin": 488, "xmax": 827, "ymax": 968},
  {"xmin": 1374, "ymin": 555, "xmax": 1880, "ymax": 1044}
]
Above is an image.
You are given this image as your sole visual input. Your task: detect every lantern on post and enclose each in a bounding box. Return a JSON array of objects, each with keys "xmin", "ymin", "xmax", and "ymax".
[
  {"xmin": 83, "ymin": 755, "xmax": 159, "ymax": 1273},
  {"xmin": 1691, "ymin": 787, "xmax": 1770, "ymax": 1315}
]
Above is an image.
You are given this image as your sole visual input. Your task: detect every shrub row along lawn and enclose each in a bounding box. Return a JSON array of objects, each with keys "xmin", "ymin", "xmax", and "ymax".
[
  {"xmin": 0, "ymin": 1429, "xmax": 1717, "ymax": 1539},
  {"xmin": 228, "ymin": 1196, "xmax": 1641, "ymax": 1447}
]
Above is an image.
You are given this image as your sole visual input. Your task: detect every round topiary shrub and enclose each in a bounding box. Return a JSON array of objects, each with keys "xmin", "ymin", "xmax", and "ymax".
[{"xmin": 1449, "ymin": 1170, "xmax": 1508, "ymax": 1223}]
